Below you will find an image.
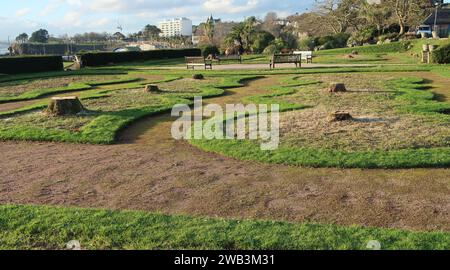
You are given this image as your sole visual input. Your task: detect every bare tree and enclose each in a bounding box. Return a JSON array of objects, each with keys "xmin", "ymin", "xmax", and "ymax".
[
  {"xmin": 315, "ymin": 0, "xmax": 362, "ymax": 33},
  {"xmin": 261, "ymin": 12, "xmax": 283, "ymax": 37},
  {"xmin": 384, "ymin": 0, "xmax": 430, "ymax": 35}
]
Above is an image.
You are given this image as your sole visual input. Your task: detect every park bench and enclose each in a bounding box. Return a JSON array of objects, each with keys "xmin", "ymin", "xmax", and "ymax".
[
  {"xmin": 185, "ymin": 57, "xmax": 213, "ymax": 70},
  {"xmin": 293, "ymin": 51, "xmax": 313, "ymax": 63},
  {"xmin": 269, "ymin": 54, "xmax": 302, "ymax": 69},
  {"xmin": 215, "ymin": 54, "xmax": 242, "ymax": 64}
]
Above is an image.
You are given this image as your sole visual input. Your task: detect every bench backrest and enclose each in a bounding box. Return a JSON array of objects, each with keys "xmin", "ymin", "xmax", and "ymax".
[
  {"xmin": 186, "ymin": 57, "xmax": 205, "ymax": 63},
  {"xmin": 272, "ymin": 54, "xmax": 301, "ymax": 63},
  {"xmin": 293, "ymin": 51, "xmax": 313, "ymax": 59}
]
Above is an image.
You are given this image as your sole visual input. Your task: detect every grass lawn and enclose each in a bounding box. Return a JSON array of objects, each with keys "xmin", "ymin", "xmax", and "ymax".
[
  {"xmin": 189, "ymin": 73, "xmax": 450, "ymax": 168},
  {"xmin": 1, "ymin": 204, "xmax": 449, "ymax": 250},
  {"xmin": 0, "ymin": 74, "xmax": 256, "ymax": 144}
]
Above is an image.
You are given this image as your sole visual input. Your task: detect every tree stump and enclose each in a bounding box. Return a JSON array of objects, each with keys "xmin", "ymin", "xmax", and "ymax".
[
  {"xmin": 46, "ymin": 97, "xmax": 84, "ymax": 116},
  {"xmin": 328, "ymin": 83, "xmax": 347, "ymax": 93},
  {"xmin": 144, "ymin": 84, "xmax": 159, "ymax": 93},
  {"xmin": 192, "ymin": 74, "xmax": 204, "ymax": 80},
  {"xmin": 329, "ymin": 111, "xmax": 352, "ymax": 122}
]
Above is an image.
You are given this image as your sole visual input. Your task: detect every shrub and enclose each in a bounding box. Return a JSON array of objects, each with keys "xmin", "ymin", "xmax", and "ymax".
[
  {"xmin": 263, "ymin": 44, "xmax": 278, "ymax": 55},
  {"xmin": 0, "ymin": 55, "xmax": 63, "ymax": 75},
  {"xmin": 79, "ymin": 48, "xmax": 201, "ymax": 67},
  {"xmin": 432, "ymin": 42, "xmax": 450, "ymax": 64},
  {"xmin": 252, "ymin": 31, "xmax": 275, "ymax": 54},
  {"xmin": 316, "ymin": 33, "xmax": 350, "ymax": 50},
  {"xmin": 349, "ymin": 27, "xmax": 377, "ymax": 46},
  {"xmin": 298, "ymin": 37, "xmax": 316, "ymax": 51},
  {"xmin": 200, "ymin": 45, "xmax": 219, "ymax": 57}
]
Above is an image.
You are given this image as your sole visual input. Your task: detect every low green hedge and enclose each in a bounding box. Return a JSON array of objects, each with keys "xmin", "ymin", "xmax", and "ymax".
[
  {"xmin": 432, "ymin": 42, "xmax": 450, "ymax": 64},
  {"xmin": 0, "ymin": 55, "xmax": 63, "ymax": 74},
  {"xmin": 316, "ymin": 41, "xmax": 411, "ymax": 55},
  {"xmin": 79, "ymin": 48, "xmax": 201, "ymax": 66}
]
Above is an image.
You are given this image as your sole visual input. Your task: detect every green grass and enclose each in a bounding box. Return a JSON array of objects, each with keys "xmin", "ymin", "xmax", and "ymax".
[
  {"xmin": 189, "ymin": 76, "xmax": 450, "ymax": 169},
  {"xmin": 0, "ymin": 76, "xmax": 141, "ymax": 102},
  {"xmin": 1, "ymin": 204, "xmax": 448, "ymax": 250},
  {"xmin": 0, "ymin": 69, "xmax": 128, "ymax": 84},
  {"xmin": 315, "ymin": 41, "xmax": 412, "ymax": 55},
  {"xmin": 0, "ymin": 75, "xmax": 258, "ymax": 144}
]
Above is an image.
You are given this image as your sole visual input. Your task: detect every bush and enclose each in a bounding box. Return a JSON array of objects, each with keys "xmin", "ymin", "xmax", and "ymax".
[
  {"xmin": 298, "ymin": 37, "xmax": 316, "ymax": 51},
  {"xmin": 316, "ymin": 33, "xmax": 350, "ymax": 50},
  {"xmin": 200, "ymin": 45, "xmax": 219, "ymax": 57},
  {"xmin": 349, "ymin": 27, "xmax": 377, "ymax": 46},
  {"xmin": 263, "ymin": 44, "xmax": 278, "ymax": 55},
  {"xmin": 0, "ymin": 55, "xmax": 63, "ymax": 74},
  {"xmin": 79, "ymin": 48, "xmax": 201, "ymax": 67},
  {"xmin": 433, "ymin": 42, "xmax": 450, "ymax": 63},
  {"xmin": 252, "ymin": 31, "xmax": 275, "ymax": 54}
]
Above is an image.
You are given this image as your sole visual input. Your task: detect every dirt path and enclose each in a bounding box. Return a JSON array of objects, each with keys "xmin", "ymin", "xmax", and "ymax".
[{"xmin": 0, "ymin": 76, "xmax": 449, "ymax": 231}]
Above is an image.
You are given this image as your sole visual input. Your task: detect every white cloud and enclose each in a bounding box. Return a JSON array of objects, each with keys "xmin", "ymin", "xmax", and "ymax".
[
  {"xmin": 15, "ymin": 8, "xmax": 31, "ymax": 17},
  {"xmin": 203, "ymin": 0, "xmax": 259, "ymax": 14}
]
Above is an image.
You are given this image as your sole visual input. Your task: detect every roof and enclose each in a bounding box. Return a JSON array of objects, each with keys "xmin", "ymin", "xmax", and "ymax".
[{"xmin": 423, "ymin": 8, "xmax": 450, "ymax": 25}]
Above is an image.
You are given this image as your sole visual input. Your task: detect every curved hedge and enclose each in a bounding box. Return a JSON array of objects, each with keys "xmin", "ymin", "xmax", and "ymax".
[
  {"xmin": 0, "ymin": 55, "xmax": 63, "ymax": 74},
  {"xmin": 79, "ymin": 48, "xmax": 201, "ymax": 67}
]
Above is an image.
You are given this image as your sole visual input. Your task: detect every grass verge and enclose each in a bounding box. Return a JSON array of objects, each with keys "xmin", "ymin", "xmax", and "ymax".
[{"xmin": 1, "ymin": 204, "xmax": 449, "ymax": 250}]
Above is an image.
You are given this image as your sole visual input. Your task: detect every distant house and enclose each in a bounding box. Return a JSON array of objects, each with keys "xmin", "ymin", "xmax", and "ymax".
[{"xmin": 422, "ymin": 3, "xmax": 450, "ymax": 37}]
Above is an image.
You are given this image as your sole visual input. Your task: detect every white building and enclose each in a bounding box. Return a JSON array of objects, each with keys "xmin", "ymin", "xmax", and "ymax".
[{"xmin": 159, "ymin": 18, "xmax": 193, "ymax": 37}]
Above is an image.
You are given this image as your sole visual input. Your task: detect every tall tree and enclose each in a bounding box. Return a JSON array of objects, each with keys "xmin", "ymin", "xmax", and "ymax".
[
  {"xmin": 261, "ymin": 12, "xmax": 283, "ymax": 37},
  {"xmin": 361, "ymin": 1, "xmax": 393, "ymax": 35},
  {"xmin": 29, "ymin": 29, "xmax": 49, "ymax": 43},
  {"xmin": 315, "ymin": 0, "xmax": 363, "ymax": 33},
  {"xmin": 204, "ymin": 15, "xmax": 215, "ymax": 43},
  {"xmin": 384, "ymin": 0, "xmax": 430, "ymax": 35},
  {"xmin": 15, "ymin": 33, "xmax": 28, "ymax": 43},
  {"xmin": 143, "ymin": 25, "xmax": 161, "ymax": 39}
]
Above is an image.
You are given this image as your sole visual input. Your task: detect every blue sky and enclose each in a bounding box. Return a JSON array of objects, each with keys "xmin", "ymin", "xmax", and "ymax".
[{"xmin": 0, "ymin": 0, "xmax": 315, "ymax": 41}]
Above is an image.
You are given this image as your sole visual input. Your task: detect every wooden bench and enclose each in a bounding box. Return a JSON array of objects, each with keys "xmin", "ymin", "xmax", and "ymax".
[
  {"xmin": 216, "ymin": 54, "xmax": 242, "ymax": 64},
  {"xmin": 186, "ymin": 57, "xmax": 213, "ymax": 70},
  {"xmin": 269, "ymin": 54, "xmax": 302, "ymax": 69},
  {"xmin": 293, "ymin": 51, "xmax": 313, "ymax": 63}
]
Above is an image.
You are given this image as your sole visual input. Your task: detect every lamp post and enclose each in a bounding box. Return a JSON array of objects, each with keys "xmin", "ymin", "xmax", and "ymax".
[{"xmin": 433, "ymin": 2, "xmax": 439, "ymax": 38}]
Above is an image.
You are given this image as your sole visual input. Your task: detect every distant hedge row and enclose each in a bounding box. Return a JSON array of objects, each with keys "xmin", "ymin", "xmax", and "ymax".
[
  {"xmin": 79, "ymin": 48, "xmax": 201, "ymax": 66},
  {"xmin": 316, "ymin": 41, "xmax": 411, "ymax": 55},
  {"xmin": 0, "ymin": 55, "xmax": 63, "ymax": 74}
]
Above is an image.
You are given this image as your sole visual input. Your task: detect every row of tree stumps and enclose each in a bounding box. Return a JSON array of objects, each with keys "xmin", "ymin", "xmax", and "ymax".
[
  {"xmin": 328, "ymin": 83, "xmax": 353, "ymax": 122},
  {"xmin": 45, "ymin": 74, "xmax": 206, "ymax": 116}
]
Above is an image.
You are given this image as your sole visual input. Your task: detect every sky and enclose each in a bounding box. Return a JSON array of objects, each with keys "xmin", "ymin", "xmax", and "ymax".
[{"xmin": 0, "ymin": 0, "xmax": 315, "ymax": 41}]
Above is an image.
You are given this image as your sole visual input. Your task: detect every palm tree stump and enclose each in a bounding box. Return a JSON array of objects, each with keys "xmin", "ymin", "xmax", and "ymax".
[
  {"xmin": 144, "ymin": 84, "xmax": 159, "ymax": 93},
  {"xmin": 46, "ymin": 97, "xmax": 84, "ymax": 116},
  {"xmin": 328, "ymin": 83, "xmax": 347, "ymax": 93},
  {"xmin": 329, "ymin": 111, "xmax": 352, "ymax": 122}
]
